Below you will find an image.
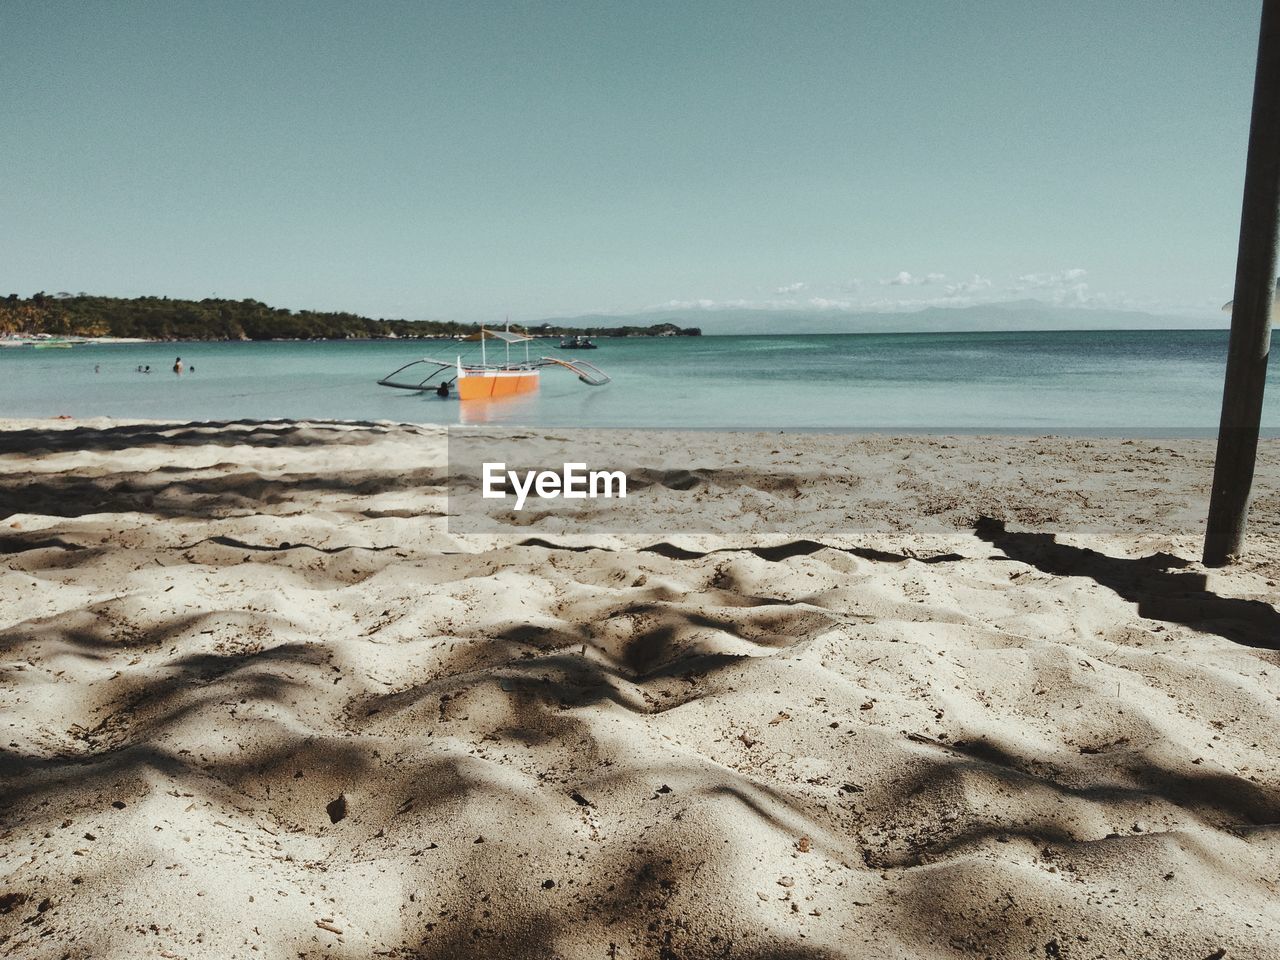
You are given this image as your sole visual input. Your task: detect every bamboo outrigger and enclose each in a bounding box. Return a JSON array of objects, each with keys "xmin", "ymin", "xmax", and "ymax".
[{"xmin": 376, "ymin": 326, "xmax": 609, "ymax": 400}]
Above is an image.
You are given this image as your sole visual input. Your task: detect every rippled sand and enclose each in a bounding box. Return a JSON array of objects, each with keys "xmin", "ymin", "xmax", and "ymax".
[{"xmin": 1, "ymin": 419, "xmax": 1278, "ymax": 959}]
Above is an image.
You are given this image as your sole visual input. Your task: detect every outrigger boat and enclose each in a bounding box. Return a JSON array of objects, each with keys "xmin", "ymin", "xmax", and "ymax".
[{"xmin": 376, "ymin": 326, "xmax": 610, "ymax": 400}]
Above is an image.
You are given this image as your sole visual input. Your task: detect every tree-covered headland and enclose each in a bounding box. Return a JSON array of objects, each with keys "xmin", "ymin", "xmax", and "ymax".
[{"xmin": 0, "ymin": 293, "xmax": 701, "ymax": 340}]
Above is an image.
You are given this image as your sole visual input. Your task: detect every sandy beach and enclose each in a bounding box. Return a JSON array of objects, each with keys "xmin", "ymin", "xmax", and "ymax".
[{"xmin": 1, "ymin": 418, "xmax": 1278, "ymax": 959}]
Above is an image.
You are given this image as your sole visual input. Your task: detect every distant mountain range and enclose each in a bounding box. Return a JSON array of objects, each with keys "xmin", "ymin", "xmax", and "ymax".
[{"xmin": 538, "ymin": 300, "xmax": 1226, "ymax": 336}]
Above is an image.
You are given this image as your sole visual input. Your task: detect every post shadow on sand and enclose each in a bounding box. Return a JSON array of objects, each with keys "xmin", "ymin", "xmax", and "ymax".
[{"xmin": 974, "ymin": 516, "xmax": 1280, "ymax": 651}]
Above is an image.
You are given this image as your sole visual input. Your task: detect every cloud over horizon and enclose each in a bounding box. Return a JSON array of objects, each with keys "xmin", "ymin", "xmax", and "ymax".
[
  {"xmin": 882, "ymin": 271, "xmax": 947, "ymax": 286},
  {"xmin": 1011, "ymin": 268, "xmax": 1090, "ymax": 304},
  {"xmin": 628, "ymin": 267, "xmax": 1208, "ymax": 318}
]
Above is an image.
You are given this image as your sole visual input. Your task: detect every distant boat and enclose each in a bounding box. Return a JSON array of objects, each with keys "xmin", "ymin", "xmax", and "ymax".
[
  {"xmin": 377, "ymin": 326, "xmax": 609, "ymax": 400},
  {"xmin": 558, "ymin": 335, "xmax": 598, "ymax": 350},
  {"xmin": 2, "ymin": 335, "xmax": 81, "ymax": 348}
]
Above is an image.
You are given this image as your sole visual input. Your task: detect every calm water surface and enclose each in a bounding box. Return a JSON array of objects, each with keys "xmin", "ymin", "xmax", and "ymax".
[{"xmin": 2, "ymin": 330, "xmax": 1276, "ymax": 433}]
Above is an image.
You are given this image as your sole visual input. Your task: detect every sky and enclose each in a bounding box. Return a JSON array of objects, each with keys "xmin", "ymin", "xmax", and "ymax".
[{"xmin": 0, "ymin": 1, "xmax": 1268, "ymax": 323}]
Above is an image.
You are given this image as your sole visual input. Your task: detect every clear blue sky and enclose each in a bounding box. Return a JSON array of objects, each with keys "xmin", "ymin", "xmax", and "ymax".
[{"xmin": 0, "ymin": 1, "xmax": 1266, "ymax": 322}]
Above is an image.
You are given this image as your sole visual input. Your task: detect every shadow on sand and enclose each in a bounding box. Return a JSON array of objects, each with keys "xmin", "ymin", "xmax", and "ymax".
[
  {"xmin": 0, "ymin": 419, "xmax": 421, "ymax": 456},
  {"xmin": 3, "ymin": 425, "xmax": 1279, "ymax": 958},
  {"xmin": 975, "ymin": 516, "xmax": 1280, "ymax": 651}
]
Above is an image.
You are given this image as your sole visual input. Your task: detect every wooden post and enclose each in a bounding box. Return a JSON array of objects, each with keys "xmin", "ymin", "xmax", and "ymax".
[{"xmin": 1204, "ymin": 0, "xmax": 1280, "ymax": 566}]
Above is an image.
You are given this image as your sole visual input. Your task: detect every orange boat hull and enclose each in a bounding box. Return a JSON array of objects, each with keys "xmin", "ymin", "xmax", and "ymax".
[{"xmin": 456, "ymin": 368, "xmax": 541, "ymax": 401}]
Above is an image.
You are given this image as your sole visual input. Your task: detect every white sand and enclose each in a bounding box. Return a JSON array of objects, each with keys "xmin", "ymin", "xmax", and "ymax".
[{"xmin": 1, "ymin": 419, "xmax": 1278, "ymax": 959}]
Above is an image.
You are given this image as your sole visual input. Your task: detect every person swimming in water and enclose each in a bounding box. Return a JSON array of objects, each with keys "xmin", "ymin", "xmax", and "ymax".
[{"xmin": 173, "ymin": 357, "xmax": 183, "ymax": 375}]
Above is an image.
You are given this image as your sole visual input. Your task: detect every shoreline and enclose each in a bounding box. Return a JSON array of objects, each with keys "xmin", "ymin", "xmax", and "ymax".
[{"xmin": 3, "ymin": 414, "xmax": 1278, "ymax": 441}]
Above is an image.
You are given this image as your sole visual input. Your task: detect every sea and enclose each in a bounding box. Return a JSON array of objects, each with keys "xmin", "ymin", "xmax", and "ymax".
[{"xmin": 2, "ymin": 329, "xmax": 1277, "ymax": 434}]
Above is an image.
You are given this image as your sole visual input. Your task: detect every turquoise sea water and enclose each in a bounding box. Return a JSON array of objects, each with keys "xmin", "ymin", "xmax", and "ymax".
[{"xmin": 1, "ymin": 330, "xmax": 1276, "ymax": 433}]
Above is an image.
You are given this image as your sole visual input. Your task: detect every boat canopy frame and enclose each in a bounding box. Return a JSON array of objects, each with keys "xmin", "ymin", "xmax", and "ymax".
[
  {"xmin": 377, "ymin": 323, "xmax": 609, "ymax": 392},
  {"xmin": 376, "ymin": 355, "xmax": 610, "ymax": 392}
]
